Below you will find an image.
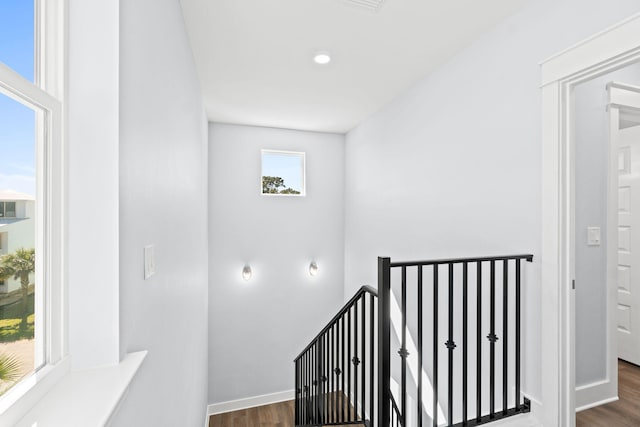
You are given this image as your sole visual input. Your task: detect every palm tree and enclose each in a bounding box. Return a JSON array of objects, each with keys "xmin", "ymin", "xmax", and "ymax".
[
  {"xmin": 0, "ymin": 353, "xmax": 21, "ymax": 382},
  {"xmin": 0, "ymin": 248, "xmax": 35, "ymax": 329}
]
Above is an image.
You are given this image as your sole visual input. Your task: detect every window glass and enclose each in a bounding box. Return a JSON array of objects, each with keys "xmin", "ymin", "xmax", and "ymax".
[
  {"xmin": 261, "ymin": 150, "xmax": 306, "ymax": 196},
  {"xmin": 4, "ymin": 203, "xmax": 16, "ymax": 218},
  {"xmin": 0, "ymin": 91, "xmax": 39, "ymax": 397},
  {"xmin": 0, "ymin": 1, "xmax": 35, "ymax": 82}
]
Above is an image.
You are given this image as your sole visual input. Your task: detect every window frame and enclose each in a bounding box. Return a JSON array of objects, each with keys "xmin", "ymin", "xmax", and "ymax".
[
  {"xmin": 0, "ymin": 0, "xmax": 66, "ymax": 422},
  {"xmin": 260, "ymin": 149, "xmax": 307, "ymax": 197}
]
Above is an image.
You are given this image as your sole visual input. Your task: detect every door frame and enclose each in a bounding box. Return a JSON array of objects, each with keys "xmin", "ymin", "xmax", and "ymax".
[{"xmin": 541, "ymin": 12, "xmax": 640, "ymax": 427}]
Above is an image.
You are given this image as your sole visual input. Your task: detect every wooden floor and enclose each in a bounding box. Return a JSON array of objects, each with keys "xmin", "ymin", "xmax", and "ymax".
[
  {"xmin": 577, "ymin": 359, "xmax": 640, "ymax": 427},
  {"xmin": 209, "ymin": 401, "xmax": 294, "ymax": 427},
  {"xmin": 208, "ymin": 397, "xmax": 365, "ymax": 427}
]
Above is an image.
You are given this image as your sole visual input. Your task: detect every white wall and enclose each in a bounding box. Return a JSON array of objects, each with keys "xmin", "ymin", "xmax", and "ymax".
[
  {"xmin": 67, "ymin": 0, "xmax": 120, "ymax": 370},
  {"xmin": 109, "ymin": 0, "xmax": 209, "ymax": 426},
  {"xmin": 574, "ymin": 65, "xmax": 640, "ymax": 390},
  {"xmin": 344, "ymin": 0, "xmax": 640, "ymax": 406},
  {"xmin": 208, "ymin": 123, "xmax": 344, "ymax": 404}
]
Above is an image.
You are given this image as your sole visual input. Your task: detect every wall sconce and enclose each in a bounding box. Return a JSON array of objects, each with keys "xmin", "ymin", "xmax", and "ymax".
[
  {"xmin": 242, "ymin": 264, "xmax": 252, "ymax": 281},
  {"xmin": 309, "ymin": 261, "xmax": 318, "ymax": 277}
]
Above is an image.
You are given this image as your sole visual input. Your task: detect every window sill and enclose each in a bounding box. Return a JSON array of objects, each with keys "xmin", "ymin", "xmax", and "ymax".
[{"xmin": 13, "ymin": 351, "xmax": 146, "ymax": 427}]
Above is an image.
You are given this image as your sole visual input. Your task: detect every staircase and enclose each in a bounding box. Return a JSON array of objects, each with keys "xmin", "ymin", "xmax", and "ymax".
[{"xmin": 294, "ymin": 254, "xmax": 533, "ymax": 427}]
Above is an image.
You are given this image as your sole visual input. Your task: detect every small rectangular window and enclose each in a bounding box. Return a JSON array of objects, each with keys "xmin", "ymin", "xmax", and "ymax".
[
  {"xmin": 261, "ymin": 150, "xmax": 306, "ymax": 196},
  {"xmin": 4, "ymin": 202, "xmax": 16, "ymax": 218}
]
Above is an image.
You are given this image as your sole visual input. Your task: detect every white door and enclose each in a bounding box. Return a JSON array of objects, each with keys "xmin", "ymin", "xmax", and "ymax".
[{"xmin": 617, "ymin": 124, "xmax": 640, "ymax": 365}]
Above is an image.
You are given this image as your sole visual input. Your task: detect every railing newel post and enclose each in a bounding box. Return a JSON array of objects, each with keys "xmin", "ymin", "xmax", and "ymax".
[{"xmin": 378, "ymin": 257, "xmax": 391, "ymax": 427}]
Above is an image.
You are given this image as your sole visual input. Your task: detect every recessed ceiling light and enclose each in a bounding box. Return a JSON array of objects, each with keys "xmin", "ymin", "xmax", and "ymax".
[{"xmin": 313, "ymin": 52, "xmax": 331, "ymax": 65}]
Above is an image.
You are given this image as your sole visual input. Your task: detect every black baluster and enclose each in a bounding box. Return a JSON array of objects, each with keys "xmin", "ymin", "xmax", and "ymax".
[
  {"xmin": 312, "ymin": 343, "xmax": 316, "ymax": 423},
  {"xmin": 503, "ymin": 260, "xmax": 509, "ymax": 415},
  {"xmin": 489, "ymin": 260, "xmax": 496, "ymax": 418},
  {"xmin": 418, "ymin": 265, "xmax": 423, "ymax": 427},
  {"xmin": 463, "ymin": 262, "xmax": 468, "ymax": 424},
  {"xmin": 370, "ymin": 292, "xmax": 376, "ymax": 427},
  {"xmin": 516, "ymin": 259, "xmax": 522, "ymax": 410},
  {"xmin": 433, "ymin": 264, "xmax": 439, "ymax": 427},
  {"xmin": 401, "ymin": 266, "xmax": 407, "ymax": 426},
  {"xmin": 341, "ymin": 313, "xmax": 345, "ymax": 422},
  {"xmin": 330, "ymin": 325, "xmax": 334, "ymax": 423},
  {"xmin": 476, "ymin": 261, "xmax": 482, "ymax": 421},
  {"xmin": 304, "ymin": 350, "xmax": 308, "ymax": 424},
  {"xmin": 323, "ymin": 334, "xmax": 327, "ymax": 424},
  {"xmin": 354, "ymin": 299, "xmax": 359, "ymax": 421},
  {"xmin": 361, "ymin": 294, "xmax": 366, "ymax": 423},
  {"xmin": 348, "ymin": 308, "xmax": 352, "ymax": 422},
  {"xmin": 447, "ymin": 263, "xmax": 455, "ymax": 426}
]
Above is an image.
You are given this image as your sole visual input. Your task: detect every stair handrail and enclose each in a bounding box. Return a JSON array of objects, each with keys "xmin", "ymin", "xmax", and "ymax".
[
  {"xmin": 294, "ymin": 285, "xmax": 378, "ymax": 361},
  {"xmin": 390, "ymin": 394, "xmax": 403, "ymax": 427}
]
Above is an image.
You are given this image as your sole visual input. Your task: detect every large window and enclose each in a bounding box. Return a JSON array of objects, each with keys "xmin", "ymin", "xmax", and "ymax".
[{"xmin": 0, "ymin": 0, "xmax": 63, "ymax": 411}]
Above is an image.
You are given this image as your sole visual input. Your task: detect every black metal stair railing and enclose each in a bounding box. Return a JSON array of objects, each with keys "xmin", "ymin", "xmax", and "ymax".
[
  {"xmin": 295, "ymin": 252, "xmax": 533, "ymax": 427},
  {"xmin": 294, "ymin": 285, "xmax": 378, "ymax": 426},
  {"xmin": 378, "ymin": 254, "xmax": 533, "ymax": 427}
]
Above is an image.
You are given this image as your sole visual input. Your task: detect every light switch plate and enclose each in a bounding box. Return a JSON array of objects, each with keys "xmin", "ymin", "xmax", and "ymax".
[
  {"xmin": 144, "ymin": 245, "xmax": 156, "ymax": 279},
  {"xmin": 587, "ymin": 227, "xmax": 601, "ymax": 246}
]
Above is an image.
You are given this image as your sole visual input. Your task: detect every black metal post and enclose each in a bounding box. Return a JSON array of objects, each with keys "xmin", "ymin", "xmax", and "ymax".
[
  {"xmin": 401, "ymin": 266, "xmax": 407, "ymax": 425},
  {"xmin": 341, "ymin": 314, "xmax": 345, "ymax": 422},
  {"xmin": 370, "ymin": 293, "xmax": 375, "ymax": 427},
  {"xmin": 361, "ymin": 294, "xmax": 366, "ymax": 423},
  {"xmin": 515, "ymin": 259, "xmax": 521, "ymax": 409},
  {"xmin": 447, "ymin": 263, "xmax": 454, "ymax": 427},
  {"xmin": 378, "ymin": 257, "xmax": 391, "ymax": 427},
  {"xmin": 489, "ymin": 260, "xmax": 496, "ymax": 417},
  {"xmin": 476, "ymin": 261, "xmax": 482, "ymax": 421},
  {"xmin": 433, "ymin": 264, "xmax": 439, "ymax": 427},
  {"xmin": 418, "ymin": 265, "xmax": 423, "ymax": 427},
  {"xmin": 463, "ymin": 261, "xmax": 468, "ymax": 424},
  {"xmin": 354, "ymin": 300, "xmax": 359, "ymax": 421},
  {"xmin": 347, "ymin": 308, "xmax": 352, "ymax": 422},
  {"xmin": 503, "ymin": 260, "xmax": 508, "ymax": 415}
]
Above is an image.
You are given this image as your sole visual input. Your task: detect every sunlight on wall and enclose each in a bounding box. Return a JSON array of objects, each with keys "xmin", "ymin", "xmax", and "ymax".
[{"xmin": 390, "ymin": 290, "xmax": 447, "ymax": 424}]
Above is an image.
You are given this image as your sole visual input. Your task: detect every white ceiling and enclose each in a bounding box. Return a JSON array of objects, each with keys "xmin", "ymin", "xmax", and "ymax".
[{"xmin": 180, "ymin": 0, "xmax": 528, "ymax": 134}]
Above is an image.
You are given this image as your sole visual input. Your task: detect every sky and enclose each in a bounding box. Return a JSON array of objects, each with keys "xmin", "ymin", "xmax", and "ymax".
[
  {"xmin": 262, "ymin": 151, "xmax": 305, "ymax": 193},
  {"xmin": 0, "ymin": 1, "xmax": 36, "ymax": 196}
]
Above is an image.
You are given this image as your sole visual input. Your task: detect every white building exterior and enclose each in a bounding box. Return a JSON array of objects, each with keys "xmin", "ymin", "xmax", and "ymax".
[{"xmin": 0, "ymin": 190, "xmax": 35, "ymax": 294}]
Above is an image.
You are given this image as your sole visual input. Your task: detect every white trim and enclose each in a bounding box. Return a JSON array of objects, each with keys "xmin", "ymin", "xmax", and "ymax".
[
  {"xmin": 14, "ymin": 351, "xmax": 146, "ymax": 427},
  {"xmin": 541, "ymin": 12, "xmax": 640, "ymax": 427},
  {"xmin": 207, "ymin": 390, "xmax": 294, "ymax": 416},
  {"xmin": 0, "ymin": 357, "xmax": 70, "ymax": 425},
  {"xmin": 575, "ymin": 379, "xmax": 618, "ymax": 412},
  {"xmin": 0, "ymin": 0, "xmax": 66, "ymax": 420},
  {"xmin": 608, "ymin": 81, "xmax": 640, "ymax": 110},
  {"xmin": 541, "ymin": 12, "xmax": 640, "ymax": 87},
  {"xmin": 576, "ymin": 395, "xmax": 619, "ymax": 413}
]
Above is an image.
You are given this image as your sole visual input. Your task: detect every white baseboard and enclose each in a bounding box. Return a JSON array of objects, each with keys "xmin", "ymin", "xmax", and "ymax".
[
  {"xmin": 576, "ymin": 394, "xmax": 618, "ymax": 412},
  {"xmin": 575, "ymin": 379, "xmax": 618, "ymax": 412},
  {"xmin": 207, "ymin": 390, "xmax": 295, "ymax": 416}
]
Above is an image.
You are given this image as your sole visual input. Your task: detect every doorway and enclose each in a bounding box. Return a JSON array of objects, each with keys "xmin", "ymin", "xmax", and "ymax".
[
  {"xmin": 540, "ymin": 12, "xmax": 640, "ymax": 427},
  {"xmin": 573, "ymin": 78, "xmax": 640, "ymax": 421}
]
